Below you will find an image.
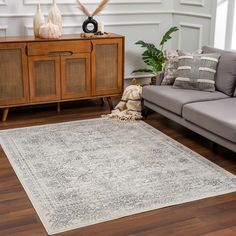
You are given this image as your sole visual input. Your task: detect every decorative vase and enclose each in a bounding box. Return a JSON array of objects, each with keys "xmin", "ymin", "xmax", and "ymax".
[
  {"xmin": 98, "ymin": 21, "xmax": 105, "ymax": 34},
  {"xmin": 48, "ymin": 0, "xmax": 62, "ymax": 36},
  {"xmin": 33, "ymin": 4, "xmax": 45, "ymax": 37},
  {"xmin": 39, "ymin": 20, "xmax": 61, "ymax": 39},
  {"xmin": 82, "ymin": 17, "xmax": 98, "ymax": 33}
]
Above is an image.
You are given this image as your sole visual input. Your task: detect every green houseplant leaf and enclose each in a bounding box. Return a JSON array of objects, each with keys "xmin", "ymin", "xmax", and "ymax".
[
  {"xmin": 160, "ymin": 26, "xmax": 179, "ymax": 47},
  {"xmin": 132, "ymin": 26, "xmax": 179, "ymax": 75}
]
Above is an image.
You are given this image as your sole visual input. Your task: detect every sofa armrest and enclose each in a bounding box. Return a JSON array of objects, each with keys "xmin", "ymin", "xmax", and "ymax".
[{"xmin": 155, "ymin": 71, "xmax": 164, "ymax": 85}]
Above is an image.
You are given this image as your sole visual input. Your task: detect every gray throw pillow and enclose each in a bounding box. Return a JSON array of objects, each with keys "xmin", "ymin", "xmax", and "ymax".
[
  {"xmin": 173, "ymin": 52, "xmax": 220, "ymax": 92},
  {"xmin": 161, "ymin": 49, "xmax": 179, "ymax": 85}
]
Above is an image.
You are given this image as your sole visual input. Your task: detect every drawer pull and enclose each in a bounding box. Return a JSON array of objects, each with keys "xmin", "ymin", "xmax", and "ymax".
[
  {"xmin": 60, "ymin": 51, "xmax": 73, "ymax": 56},
  {"xmin": 48, "ymin": 51, "xmax": 73, "ymax": 57}
]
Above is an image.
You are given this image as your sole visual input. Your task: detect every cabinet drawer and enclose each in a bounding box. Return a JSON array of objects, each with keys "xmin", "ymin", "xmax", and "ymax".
[{"xmin": 27, "ymin": 40, "xmax": 91, "ymax": 56}]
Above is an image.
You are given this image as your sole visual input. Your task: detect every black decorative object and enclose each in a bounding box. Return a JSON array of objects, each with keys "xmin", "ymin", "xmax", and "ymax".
[
  {"xmin": 82, "ymin": 17, "xmax": 98, "ymax": 33},
  {"xmin": 76, "ymin": 0, "xmax": 109, "ymax": 34}
]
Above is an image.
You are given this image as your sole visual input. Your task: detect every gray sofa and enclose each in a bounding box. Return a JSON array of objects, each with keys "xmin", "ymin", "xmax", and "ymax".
[{"xmin": 142, "ymin": 46, "xmax": 236, "ymax": 153}]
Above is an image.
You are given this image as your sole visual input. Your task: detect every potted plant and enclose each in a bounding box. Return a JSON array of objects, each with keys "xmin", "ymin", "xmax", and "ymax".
[{"xmin": 132, "ymin": 26, "xmax": 179, "ymax": 84}]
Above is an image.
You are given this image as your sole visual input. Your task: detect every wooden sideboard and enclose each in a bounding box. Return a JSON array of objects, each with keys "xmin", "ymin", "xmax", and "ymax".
[{"xmin": 0, "ymin": 34, "xmax": 124, "ymax": 121}]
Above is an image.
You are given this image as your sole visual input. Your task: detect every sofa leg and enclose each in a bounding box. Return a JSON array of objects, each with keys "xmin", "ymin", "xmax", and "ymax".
[
  {"xmin": 213, "ymin": 142, "xmax": 218, "ymax": 152},
  {"xmin": 100, "ymin": 98, "xmax": 105, "ymax": 106},
  {"xmin": 142, "ymin": 107, "xmax": 149, "ymax": 119},
  {"xmin": 2, "ymin": 108, "xmax": 9, "ymax": 122},
  {"xmin": 57, "ymin": 102, "xmax": 61, "ymax": 113}
]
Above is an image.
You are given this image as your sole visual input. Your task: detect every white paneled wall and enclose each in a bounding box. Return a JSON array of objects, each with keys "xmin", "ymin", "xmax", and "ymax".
[
  {"xmin": 172, "ymin": 0, "xmax": 217, "ymax": 53},
  {"xmin": 0, "ymin": 0, "xmax": 217, "ymax": 79}
]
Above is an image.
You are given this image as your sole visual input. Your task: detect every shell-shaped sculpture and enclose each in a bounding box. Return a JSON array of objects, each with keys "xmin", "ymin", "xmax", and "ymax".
[{"xmin": 39, "ymin": 20, "xmax": 61, "ymax": 39}]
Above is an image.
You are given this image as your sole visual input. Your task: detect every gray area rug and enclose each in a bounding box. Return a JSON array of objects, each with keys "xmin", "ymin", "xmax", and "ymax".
[{"xmin": 0, "ymin": 118, "xmax": 236, "ymax": 235}]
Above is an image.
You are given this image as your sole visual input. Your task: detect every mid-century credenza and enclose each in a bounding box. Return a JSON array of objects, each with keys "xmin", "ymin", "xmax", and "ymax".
[{"xmin": 0, "ymin": 33, "xmax": 124, "ymax": 121}]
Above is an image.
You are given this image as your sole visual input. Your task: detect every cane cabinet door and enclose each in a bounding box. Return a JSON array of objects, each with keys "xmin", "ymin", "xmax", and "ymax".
[
  {"xmin": 0, "ymin": 43, "xmax": 29, "ymax": 106},
  {"xmin": 91, "ymin": 38, "xmax": 123, "ymax": 96},
  {"xmin": 28, "ymin": 55, "xmax": 61, "ymax": 103},
  {"xmin": 61, "ymin": 53, "xmax": 91, "ymax": 99}
]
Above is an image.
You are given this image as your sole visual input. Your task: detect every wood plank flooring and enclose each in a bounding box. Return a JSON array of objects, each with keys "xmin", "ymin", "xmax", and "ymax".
[{"xmin": 0, "ymin": 99, "xmax": 236, "ymax": 236}]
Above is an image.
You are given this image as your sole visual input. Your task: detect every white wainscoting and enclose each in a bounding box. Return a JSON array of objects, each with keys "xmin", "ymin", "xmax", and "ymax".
[
  {"xmin": 23, "ymin": 0, "xmax": 162, "ymax": 4},
  {"xmin": 178, "ymin": 22, "xmax": 203, "ymax": 51},
  {"xmin": 180, "ymin": 0, "xmax": 204, "ymax": 7},
  {"xmin": 172, "ymin": 0, "xmax": 217, "ymax": 53},
  {"xmin": 0, "ymin": 0, "xmax": 217, "ymax": 80}
]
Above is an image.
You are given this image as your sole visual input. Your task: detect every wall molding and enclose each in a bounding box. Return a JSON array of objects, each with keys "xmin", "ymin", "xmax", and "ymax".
[
  {"xmin": 172, "ymin": 11, "xmax": 211, "ymax": 19},
  {"xmin": 0, "ymin": 11, "xmax": 212, "ymax": 19},
  {"xmin": 23, "ymin": 0, "xmax": 161, "ymax": 5},
  {"xmin": 105, "ymin": 21, "xmax": 161, "ymax": 26},
  {"xmin": 178, "ymin": 22, "xmax": 203, "ymax": 50},
  {"xmin": 180, "ymin": 0, "xmax": 204, "ymax": 7},
  {"xmin": 62, "ymin": 10, "xmax": 171, "ymax": 17},
  {"xmin": 1, "ymin": 11, "xmax": 168, "ymax": 18}
]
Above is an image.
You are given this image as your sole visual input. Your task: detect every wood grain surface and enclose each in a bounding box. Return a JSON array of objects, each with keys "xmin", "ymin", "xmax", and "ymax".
[{"xmin": 0, "ymin": 100, "xmax": 235, "ymax": 236}]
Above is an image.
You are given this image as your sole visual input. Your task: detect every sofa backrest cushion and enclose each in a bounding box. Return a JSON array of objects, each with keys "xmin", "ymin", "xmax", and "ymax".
[{"xmin": 202, "ymin": 46, "xmax": 236, "ymax": 96}]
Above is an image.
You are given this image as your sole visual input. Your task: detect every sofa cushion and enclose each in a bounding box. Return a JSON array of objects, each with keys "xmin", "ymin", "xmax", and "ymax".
[
  {"xmin": 202, "ymin": 46, "xmax": 236, "ymax": 96},
  {"xmin": 142, "ymin": 85, "xmax": 228, "ymax": 116},
  {"xmin": 173, "ymin": 52, "xmax": 220, "ymax": 92},
  {"xmin": 183, "ymin": 98, "xmax": 236, "ymax": 143}
]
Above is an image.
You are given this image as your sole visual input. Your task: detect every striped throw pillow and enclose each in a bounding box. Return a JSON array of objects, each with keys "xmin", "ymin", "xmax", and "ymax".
[{"xmin": 173, "ymin": 52, "xmax": 220, "ymax": 92}]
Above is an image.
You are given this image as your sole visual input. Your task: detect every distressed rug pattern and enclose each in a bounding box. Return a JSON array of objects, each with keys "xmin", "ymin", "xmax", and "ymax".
[{"xmin": 0, "ymin": 118, "xmax": 236, "ymax": 235}]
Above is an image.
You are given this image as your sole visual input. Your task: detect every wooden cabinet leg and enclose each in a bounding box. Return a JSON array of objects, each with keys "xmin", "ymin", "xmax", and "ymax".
[
  {"xmin": 100, "ymin": 98, "xmax": 105, "ymax": 106},
  {"xmin": 57, "ymin": 102, "xmax": 61, "ymax": 113},
  {"xmin": 106, "ymin": 97, "xmax": 113, "ymax": 111},
  {"xmin": 2, "ymin": 108, "xmax": 9, "ymax": 122}
]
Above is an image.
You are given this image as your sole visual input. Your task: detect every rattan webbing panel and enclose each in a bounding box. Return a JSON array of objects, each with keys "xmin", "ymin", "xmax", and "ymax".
[
  {"xmin": 34, "ymin": 60, "xmax": 56, "ymax": 97},
  {"xmin": 0, "ymin": 49, "xmax": 24, "ymax": 99},
  {"xmin": 66, "ymin": 58, "xmax": 86, "ymax": 94},
  {"xmin": 96, "ymin": 44, "xmax": 118, "ymax": 90}
]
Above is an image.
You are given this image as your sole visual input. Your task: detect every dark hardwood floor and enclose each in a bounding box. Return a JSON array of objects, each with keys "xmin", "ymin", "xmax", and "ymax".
[{"xmin": 0, "ymin": 99, "xmax": 236, "ymax": 236}]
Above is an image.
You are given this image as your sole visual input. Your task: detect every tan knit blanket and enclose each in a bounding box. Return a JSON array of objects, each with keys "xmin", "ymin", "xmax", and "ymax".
[{"xmin": 103, "ymin": 85, "xmax": 143, "ymax": 121}]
